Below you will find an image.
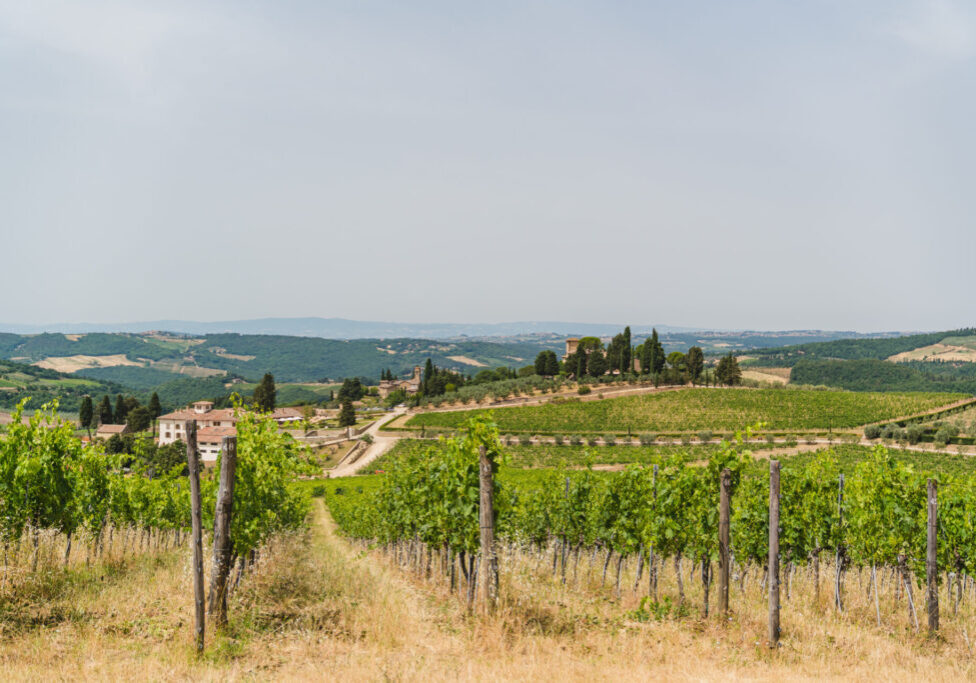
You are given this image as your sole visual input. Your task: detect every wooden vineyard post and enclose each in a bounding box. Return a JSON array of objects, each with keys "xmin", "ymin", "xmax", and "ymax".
[
  {"xmin": 208, "ymin": 436, "xmax": 238, "ymax": 627},
  {"xmin": 927, "ymin": 478, "xmax": 939, "ymax": 634},
  {"xmin": 718, "ymin": 467, "xmax": 731, "ymax": 617},
  {"xmin": 649, "ymin": 463, "xmax": 658, "ymax": 599},
  {"xmin": 185, "ymin": 420, "xmax": 205, "ymax": 654},
  {"xmin": 768, "ymin": 460, "xmax": 781, "ymax": 647},
  {"xmin": 835, "ymin": 473, "xmax": 844, "ymax": 612},
  {"xmin": 478, "ymin": 444, "xmax": 498, "ymax": 612}
]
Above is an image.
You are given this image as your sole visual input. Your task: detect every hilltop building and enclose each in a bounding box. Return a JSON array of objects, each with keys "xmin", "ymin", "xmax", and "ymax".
[
  {"xmin": 378, "ymin": 366, "xmax": 423, "ymax": 399},
  {"xmin": 563, "ymin": 338, "xmax": 580, "ymax": 360}
]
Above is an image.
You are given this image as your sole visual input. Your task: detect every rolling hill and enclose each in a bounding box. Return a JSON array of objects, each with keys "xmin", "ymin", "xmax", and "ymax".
[
  {"xmin": 0, "ymin": 331, "xmax": 559, "ymax": 385},
  {"xmin": 748, "ymin": 329, "xmax": 976, "ymax": 394}
]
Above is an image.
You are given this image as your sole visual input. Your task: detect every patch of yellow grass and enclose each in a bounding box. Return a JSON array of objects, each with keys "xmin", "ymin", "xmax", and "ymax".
[{"xmin": 33, "ymin": 354, "xmax": 143, "ymax": 373}]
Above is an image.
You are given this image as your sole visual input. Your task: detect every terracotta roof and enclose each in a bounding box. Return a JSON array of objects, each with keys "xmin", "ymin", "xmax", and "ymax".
[
  {"xmin": 271, "ymin": 407, "xmax": 303, "ymax": 419},
  {"xmin": 96, "ymin": 424, "xmax": 128, "ymax": 434},
  {"xmin": 158, "ymin": 408, "xmax": 238, "ymax": 422},
  {"xmin": 197, "ymin": 426, "xmax": 237, "ymax": 443}
]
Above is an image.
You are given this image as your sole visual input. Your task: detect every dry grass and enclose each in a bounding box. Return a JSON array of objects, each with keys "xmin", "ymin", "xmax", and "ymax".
[
  {"xmin": 33, "ymin": 354, "xmax": 143, "ymax": 373},
  {"xmin": 2, "ymin": 504, "xmax": 976, "ymax": 680}
]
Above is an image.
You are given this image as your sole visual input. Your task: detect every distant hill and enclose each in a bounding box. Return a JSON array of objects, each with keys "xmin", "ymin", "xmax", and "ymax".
[
  {"xmin": 747, "ymin": 329, "xmax": 976, "ymax": 394},
  {"xmin": 0, "ymin": 331, "xmax": 559, "ymax": 385},
  {"xmin": 0, "ymin": 317, "xmax": 903, "ymax": 341},
  {"xmin": 748, "ymin": 329, "xmax": 976, "ymax": 366},
  {"xmin": 0, "ymin": 358, "xmax": 122, "ymax": 412}
]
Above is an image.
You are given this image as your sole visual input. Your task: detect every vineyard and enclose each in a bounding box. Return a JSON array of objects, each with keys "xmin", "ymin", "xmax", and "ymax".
[
  {"xmin": 326, "ymin": 417, "xmax": 976, "ymax": 650},
  {"xmin": 368, "ymin": 438, "xmax": 976, "ymax": 477},
  {"xmin": 0, "ymin": 399, "xmax": 308, "ymax": 657},
  {"xmin": 403, "ymin": 388, "xmax": 965, "ymax": 434}
]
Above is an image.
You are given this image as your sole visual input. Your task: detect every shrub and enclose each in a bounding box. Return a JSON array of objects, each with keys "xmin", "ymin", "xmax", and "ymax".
[
  {"xmin": 519, "ymin": 434, "xmax": 532, "ymax": 446},
  {"xmin": 570, "ymin": 435, "xmax": 583, "ymax": 446},
  {"xmin": 906, "ymin": 425, "xmax": 925, "ymax": 445},
  {"xmin": 863, "ymin": 424, "xmax": 881, "ymax": 440},
  {"xmin": 766, "ymin": 433, "xmax": 776, "ymax": 444},
  {"xmin": 680, "ymin": 435, "xmax": 692, "ymax": 446},
  {"xmin": 697, "ymin": 430, "xmax": 713, "ymax": 443},
  {"xmin": 577, "ymin": 385, "xmax": 592, "ymax": 395},
  {"xmin": 553, "ymin": 434, "xmax": 564, "ymax": 445},
  {"xmin": 586, "ymin": 436, "xmax": 599, "ymax": 446},
  {"xmin": 639, "ymin": 433, "xmax": 657, "ymax": 446},
  {"xmin": 603, "ymin": 434, "xmax": 616, "ymax": 446}
]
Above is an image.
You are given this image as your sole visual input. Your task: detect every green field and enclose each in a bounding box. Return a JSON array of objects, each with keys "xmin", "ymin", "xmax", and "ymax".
[{"xmin": 404, "ymin": 388, "xmax": 966, "ymax": 434}]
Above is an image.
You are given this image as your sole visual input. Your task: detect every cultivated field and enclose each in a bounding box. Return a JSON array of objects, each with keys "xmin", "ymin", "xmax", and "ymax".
[{"xmin": 404, "ymin": 388, "xmax": 966, "ymax": 434}]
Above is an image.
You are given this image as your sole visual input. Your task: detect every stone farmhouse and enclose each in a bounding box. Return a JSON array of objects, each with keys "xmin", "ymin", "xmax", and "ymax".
[
  {"xmin": 95, "ymin": 423, "xmax": 130, "ymax": 440},
  {"xmin": 156, "ymin": 401, "xmax": 310, "ymax": 461},
  {"xmin": 157, "ymin": 401, "xmax": 239, "ymax": 462},
  {"xmin": 378, "ymin": 366, "xmax": 423, "ymax": 399}
]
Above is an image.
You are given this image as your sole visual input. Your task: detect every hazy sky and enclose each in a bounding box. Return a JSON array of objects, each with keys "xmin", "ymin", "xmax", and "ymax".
[{"xmin": 2, "ymin": 1, "xmax": 975, "ymax": 331}]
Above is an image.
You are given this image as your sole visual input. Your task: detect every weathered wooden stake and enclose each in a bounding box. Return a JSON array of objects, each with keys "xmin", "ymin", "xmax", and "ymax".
[
  {"xmin": 768, "ymin": 459, "xmax": 781, "ymax": 647},
  {"xmin": 927, "ymin": 478, "xmax": 939, "ymax": 634},
  {"xmin": 186, "ymin": 420, "xmax": 205, "ymax": 654},
  {"xmin": 835, "ymin": 473, "xmax": 844, "ymax": 611},
  {"xmin": 478, "ymin": 444, "xmax": 498, "ymax": 612},
  {"xmin": 208, "ymin": 435, "xmax": 238, "ymax": 627},
  {"xmin": 718, "ymin": 467, "xmax": 731, "ymax": 617}
]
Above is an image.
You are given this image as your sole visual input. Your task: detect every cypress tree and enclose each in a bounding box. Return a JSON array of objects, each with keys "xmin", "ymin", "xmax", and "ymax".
[
  {"xmin": 338, "ymin": 401, "xmax": 356, "ymax": 427},
  {"xmin": 253, "ymin": 373, "xmax": 276, "ymax": 411},
  {"xmin": 98, "ymin": 395, "xmax": 113, "ymax": 425},
  {"xmin": 114, "ymin": 394, "xmax": 128, "ymax": 425},
  {"xmin": 79, "ymin": 396, "xmax": 93, "ymax": 434},
  {"xmin": 622, "ymin": 326, "xmax": 632, "ymax": 373},
  {"xmin": 686, "ymin": 346, "xmax": 705, "ymax": 384},
  {"xmin": 423, "ymin": 358, "xmax": 435, "ymax": 395},
  {"xmin": 650, "ymin": 329, "xmax": 666, "ymax": 375},
  {"xmin": 640, "ymin": 340, "xmax": 652, "ymax": 375},
  {"xmin": 148, "ymin": 392, "xmax": 162, "ymax": 419}
]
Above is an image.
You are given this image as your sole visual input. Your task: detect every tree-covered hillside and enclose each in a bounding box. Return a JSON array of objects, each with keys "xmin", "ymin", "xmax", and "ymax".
[
  {"xmin": 791, "ymin": 359, "xmax": 976, "ymax": 394},
  {"xmin": 0, "ymin": 332, "xmax": 557, "ymax": 384},
  {"xmin": 0, "ymin": 359, "xmax": 123, "ymax": 411},
  {"xmin": 749, "ymin": 329, "xmax": 975, "ymax": 366}
]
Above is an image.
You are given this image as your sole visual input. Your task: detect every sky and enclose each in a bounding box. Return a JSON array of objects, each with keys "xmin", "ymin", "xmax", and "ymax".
[{"xmin": 1, "ymin": 0, "xmax": 975, "ymax": 331}]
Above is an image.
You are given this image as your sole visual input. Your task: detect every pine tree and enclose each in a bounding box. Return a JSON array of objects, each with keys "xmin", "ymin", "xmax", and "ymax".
[
  {"xmin": 79, "ymin": 396, "xmax": 93, "ymax": 436},
  {"xmin": 338, "ymin": 401, "xmax": 356, "ymax": 427},
  {"xmin": 716, "ymin": 353, "xmax": 742, "ymax": 386},
  {"xmin": 587, "ymin": 349, "xmax": 608, "ymax": 377},
  {"xmin": 114, "ymin": 394, "xmax": 128, "ymax": 425},
  {"xmin": 98, "ymin": 395, "xmax": 113, "ymax": 425},
  {"xmin": 534, "ymin": 351, "xmax": 548, "ymax": 376},
  {"xmin": 544, "ymin": 350, "xmax": 560, "ymax": 376}
]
